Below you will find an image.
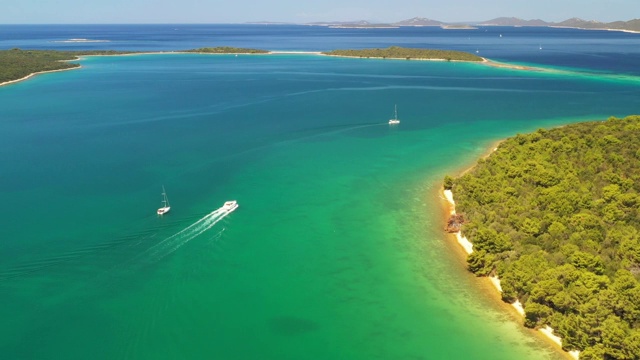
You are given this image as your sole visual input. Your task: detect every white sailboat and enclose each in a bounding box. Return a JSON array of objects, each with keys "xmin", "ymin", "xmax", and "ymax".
[
  {"xmin": 388, "ymin": 104, "xmax": 400, "ymax": 125},
  {"xmin": 157, "ymin": 186, "xmax": 171, "ymax": 215}
]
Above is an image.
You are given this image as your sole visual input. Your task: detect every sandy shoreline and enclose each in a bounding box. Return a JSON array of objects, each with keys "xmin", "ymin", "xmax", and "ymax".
[
  {"xmin": 0, "ymin": 66, "xmax": 81, "ymax": 87},
  {"xmin": 442, "ymin": 159, "xmax": 580, "ymax": 359},
  {"xmin": 321, "ymin": 53, "xmax": 482, "ymax": 63},
  {"xmin": 1, "ymin": 50, "xmax": 555, "ymax": 88},
  {"xmin": 549, "ymin": 25, "xmax": 640, "ymax": 34}
]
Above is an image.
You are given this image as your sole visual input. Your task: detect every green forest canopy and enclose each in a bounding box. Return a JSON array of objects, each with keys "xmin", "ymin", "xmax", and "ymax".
[
  {"xmin": 183, "ymin": 47, "xmax": 269, "ymax": 54},
  {"xmin": 0, "ymin": 49, "xmax": 136, "ymax": 83},
  {"xmin": 447, "ymin": 115, "xmax": 640, "ymax": 359},
  {"xmin": 322, "ymin": 46, "xmax": 484, "ymax": 61},
  {"xmin": 1, "ymin": 46, "xmax": 478, "ymax": 84},
  {"xmin": 0, "ymin": 47, "xmax": 268, "ymax": 84}
]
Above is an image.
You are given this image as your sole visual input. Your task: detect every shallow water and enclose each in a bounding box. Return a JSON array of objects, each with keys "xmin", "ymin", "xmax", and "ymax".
[{"xmin": 1, "ymin": 25, "xmax": 639, "ymax": 359}]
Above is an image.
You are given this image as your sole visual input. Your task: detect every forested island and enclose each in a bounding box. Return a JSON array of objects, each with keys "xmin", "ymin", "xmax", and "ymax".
[
  {"xmin": 183, "ymin": 46, "xmax": 269, "ymax": 54},
  {"xmin": 445, "ymin": 116, "xmax": 640, "ymax": 359},
  {"xmin": 0, "ymin": 47, "xmax": 270, "ymax": 85},
  {"xmin": 1, "ymin": 46, "xmax": 481, "ymax": 86},
  {"xmin": 0, "ymin": 49, "xmax": 135, "ymax": 84},
  {"xmin": 322, "ymin": 46, "xmax": 483, "ymax": 61}
]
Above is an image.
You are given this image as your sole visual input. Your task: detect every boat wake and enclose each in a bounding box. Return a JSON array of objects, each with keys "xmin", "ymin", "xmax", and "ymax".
[
  {"xmin": 0, "ymin": 203, "xmax": 237, "ymax": 281},
  {"xmin": 142, "ymin": 203, "xmax": 237, "ymax": 263}
]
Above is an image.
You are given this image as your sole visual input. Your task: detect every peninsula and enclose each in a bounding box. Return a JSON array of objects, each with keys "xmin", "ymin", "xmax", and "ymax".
[
  {"xmin": 444, "ymin": 115, "xmax": 640, "ymax": 358},
  {"xmin": 0, "ymin": 47, "xmax": 269, "ymax": 86},
  {"xmin": 0, "ymin": 49, "xmax": 136, "ymax": 85},
  {"xmin": 1, "ymin": 46, "xmax": 484, "ymax": 86},
  {"xmin": 183, "ymin": 46, "xmax": 269, "ymax": 54},
  {"xmin": 322, "ymin": 46, "xmax": 483, "ymax": 62}
]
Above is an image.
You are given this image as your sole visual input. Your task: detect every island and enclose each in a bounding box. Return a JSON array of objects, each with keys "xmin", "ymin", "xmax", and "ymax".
[
  {"xmin": 0, "ymin": 47, "xmax": 270, "ymax": 86},
  {"xmin": 443, "ymin": 115, "xmax": 640, "ymax": 359},
  {"xmin": 305, "ymin": 16, "xmax": 640, "ymax": 33},
  {"xmin": 1, "ymin": 45, "xmax": 485, "ymax": 86},
  {"xmin": 0, "ymin": 49, "xmax": 136, "ymax": 85},
  {"xmin": 441, "ymin": 25, "xmax": 478, "ymax": 30},
  {"xmin": 182, "ymin": 46, "xmax": 269, "ymax": 54},
  {"xmin": 322, "ymin": 46, "xmax": 484, "ymax": 62}
]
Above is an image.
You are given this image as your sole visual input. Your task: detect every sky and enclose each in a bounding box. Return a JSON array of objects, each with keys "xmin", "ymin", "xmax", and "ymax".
[{"xmin": 2, "ymin": 0, "xmax": 638, "ymax": 24}]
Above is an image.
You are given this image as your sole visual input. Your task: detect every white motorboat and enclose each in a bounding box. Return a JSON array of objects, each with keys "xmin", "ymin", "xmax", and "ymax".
[{"xmin": 222, "ymin": 200, "xmax": 238, "ymax": 212}]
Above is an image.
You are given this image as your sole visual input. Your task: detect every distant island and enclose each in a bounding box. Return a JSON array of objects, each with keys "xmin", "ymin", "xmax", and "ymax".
[
  {"xmin": 441, "ymin": 25, "xmax": 478, "ymax": 30},
  {"xmin": 305, "ymin": 17, "xmax": 640, "ymax": 33},
  {"xmin": 480, "ymin": 17, "xmax": 640, "ymax": 32},
  {"xmin": 183, "ymin": 46, "xmax": 269, "ymax": 54},
  {"xmin": 444, "ymin": 115, "xmax": 640, "ymax": 358},
  {"xmin": 1, "ymin": 46, "xmax": 485, "ymax": 86},
  {"xmin": 0, "ymin": 49, "xmax": 136, "ymax": 85},
  {"xmin": 306, "ymin": 20, "xmax": 398, "ymax": 28},
  {"xmin": 322, "ymin": 46, "xmax": 483, "ymax": 62},
  {"xmin": 0, "ymin": 47, "xmax": 269, "ymax": 85}
]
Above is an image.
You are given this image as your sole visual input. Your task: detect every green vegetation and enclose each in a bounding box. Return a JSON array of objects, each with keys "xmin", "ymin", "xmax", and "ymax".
[
  {"xmin": 183, "ymin": 47, "xmax": 269, "ymax": 54},
  {"xmin": 322, "ymin": 46, "xmax": 483, "ymax": 62},
  {"xmin": 447, "ymin": 115, "xmax": 640, "ymax": 358},
  {"xmin": 0, "ymin": 49, "xmax": 79, "ymax": 83},
  {"xmin": 0, "ymin": 47, "xmax": 270, "ymax": 84},
  {"xmin": 0, "ymin": 49, "xmax": 135, "ymax": 84}
]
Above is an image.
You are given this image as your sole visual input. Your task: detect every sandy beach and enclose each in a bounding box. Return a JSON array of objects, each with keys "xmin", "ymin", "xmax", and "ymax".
[
  {"xmin": 0, "ymin": 51, "xmax": 553, "ymax": 90},
  {"xmin": 481, "ymin": 58, "xmax": 543, "ymax": 71},
  {"xmin": 442, "ymin": 168, "xmax": 579, "ymax": 360},
  {"xmin": 0, "ymin": 66, "xmax": 80, "ymax": 87},
  {"xmin": 550, "ymin": 25, "xmax": 640, "ymax": 34},
  {"xmin": 321, "ymin": 53, "xmax": 482, "ymax": 63}
]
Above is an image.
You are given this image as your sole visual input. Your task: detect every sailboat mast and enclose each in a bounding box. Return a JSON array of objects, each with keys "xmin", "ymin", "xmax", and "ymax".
[{"xmin": 161, "ymin": 185, "xmax": 168, "ymax": 207}]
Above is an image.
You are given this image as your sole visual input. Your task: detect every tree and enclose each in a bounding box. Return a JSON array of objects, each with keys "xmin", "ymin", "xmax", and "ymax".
[
  {"xmin": 600, "ymin": 317, "xmax": 631, "ymax": 359},
  {"xmin": 524, "ymin": 302, "xmax": 553, "ymax": 328},
  {"xmin": 443, "ymin": 175, "xmax": 454, "ymax": 190},
  {"xmin": 450, "ymin": 116, "xmax": 640, "ymax": 354}
]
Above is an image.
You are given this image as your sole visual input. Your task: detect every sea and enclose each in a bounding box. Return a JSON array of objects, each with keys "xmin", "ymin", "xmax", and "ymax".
[{"xmin": 1, "ymin": 24, "xmax": 639, "ymax": 360}]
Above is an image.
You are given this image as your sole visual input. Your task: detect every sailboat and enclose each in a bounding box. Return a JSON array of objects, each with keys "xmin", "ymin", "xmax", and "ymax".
[
  {"xmin": 157, "ymin": 186, "xmax": 171, "ymax": 215},
  {"xmin": 388, "ymin": 104, "xmax": 400, "ymax": 125}
]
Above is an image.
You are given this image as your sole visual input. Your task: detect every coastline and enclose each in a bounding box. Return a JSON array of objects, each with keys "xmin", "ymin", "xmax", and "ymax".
[
  {"xmin": 0, "ymin": 65, "xmax": 80, "ymax": 87},
  {"xmin": 549, "ymin": 25, "xmax": 640, "ymax": 34},
  {"xmin": 0, "ymin": 50, "xmax": 276, "ymax": 87},
  {"xmin": 0, "ymin": 50, "xmax": 558, "ymax": 89},
  {"xmin": 441, "ymin": 144, "xmax": 580, "ymax": 360},
  {"xmin": 321, "ymin": 53, "xmax": 481, "ymax": 63}
]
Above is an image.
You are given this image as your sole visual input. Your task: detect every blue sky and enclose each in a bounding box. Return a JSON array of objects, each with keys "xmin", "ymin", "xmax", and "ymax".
[{"xmin": 2, "ymin": 0, "xmax": 638, "ymax": 24}]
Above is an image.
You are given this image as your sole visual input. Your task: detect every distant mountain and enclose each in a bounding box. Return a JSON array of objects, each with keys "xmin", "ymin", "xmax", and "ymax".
[
  {"xmin": 304, "ymin": 17, "xmax": 640, "ymax": 33},
  {"xmin": 476, "ymin": 17, "xmax": 640, "ymax": 32},
  {"xmin": 554, "ymin": 18, "xmax": 640, "ymax": 32},
  {"xmin": 479, "ymin": 17, "xmax": 550, "ymax": 26},
  {"xmin": 393, "ymin": 17, "xmax": 444, "ymax": 26},
  {"xmin": 606, "ymin": 19, "xmax": 640, "ymax": 31},
  {"xmin": 555, "ymin": 17, "xmax": 605, "ymax": 28}
]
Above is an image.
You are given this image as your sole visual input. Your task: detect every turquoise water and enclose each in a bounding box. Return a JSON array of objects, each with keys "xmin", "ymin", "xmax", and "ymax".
[{"xmin": 1, "ymin": 52, "xmax": 639, "ymax": 359}]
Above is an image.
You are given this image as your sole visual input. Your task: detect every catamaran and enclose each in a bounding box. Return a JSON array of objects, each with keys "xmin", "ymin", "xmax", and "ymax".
[
  {"xmin": 388, "ymin": 105, "xmax": 400, "ymax": 125},
  {"xmin": 157, "ymin": 186, "xmax": 171, "ymax": 215}
]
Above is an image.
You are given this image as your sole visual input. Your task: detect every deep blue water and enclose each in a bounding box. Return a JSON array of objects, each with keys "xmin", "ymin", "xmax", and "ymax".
[
  {"xmin": 2, "ymin": 24, "xmax": 640, "ymax": 74},
  {"xmin": 0, "ymin": 25, "xmax": 639, "ymax": 360}
]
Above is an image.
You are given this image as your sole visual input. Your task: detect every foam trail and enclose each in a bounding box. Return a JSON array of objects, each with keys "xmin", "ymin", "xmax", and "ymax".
[
  {"xmin": 0, "ymin": 206, "xmax": 236, "ymax": 281},
  {"xmin": 143, "ymin": 206, "xmax": 235, "ymax": 262}
]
